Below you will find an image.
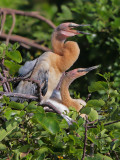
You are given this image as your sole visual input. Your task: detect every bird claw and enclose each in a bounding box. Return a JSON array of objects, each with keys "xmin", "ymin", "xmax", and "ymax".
[{"xmin": 61, "ymin": 114, "xmax": 76, "ymax": 126}]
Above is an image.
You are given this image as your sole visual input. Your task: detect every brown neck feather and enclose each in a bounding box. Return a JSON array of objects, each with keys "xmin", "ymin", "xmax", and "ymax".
[
  {"xmin": 57, "ymin": 41, "xmax": 80, "ymax": 72},
  {"xmin": 60, "ymin": 77, "xmax": 81, "ymax": 112},
  {"xmin": 60, "ymin": 77, "xmax": 72, "ymax": 106},
  {"xmin": 51, "ymin": 32, "xmax": 65, "ymax": 56}
]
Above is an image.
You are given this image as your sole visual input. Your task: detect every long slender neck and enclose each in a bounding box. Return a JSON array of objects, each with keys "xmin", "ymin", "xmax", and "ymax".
[
  {"xmin": 60, "ymin": 77, "xmax": 73, "ymax": 106},
  {"xmin": 57, "ymin": 41, "xmax": 80, "ymax": 72},
  {"xmin": 51, "ymin": 32, "xmax": 65, "ymax": 56},
  {"xmin": 52, "ymin": 31, "xmax": 80, "ymax": 72},
  {"xmin": 60, "ymin": 76, "xmax": 82, "ymax": 112}
]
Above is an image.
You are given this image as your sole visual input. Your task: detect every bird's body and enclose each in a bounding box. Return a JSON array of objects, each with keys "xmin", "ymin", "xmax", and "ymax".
[
  {"xmin": 61, "ymin": 66, "xmax": 98, "ymax": 111},
  {"xmin": 47, "ymin": 66, "xmax": 98, "ymax": 114},
  {"xmin": 13, "ymin": 22, "xmax": 89, "ymax": 103}
]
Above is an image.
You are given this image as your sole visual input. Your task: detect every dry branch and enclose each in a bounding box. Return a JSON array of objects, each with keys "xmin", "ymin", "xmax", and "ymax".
[
  {"xmin": 0, "ymin": 10, "xmax": 6, "ymax": 34},
  {"xmin": 6, "ymin": 12, "xmax": 16, "ymax": 45},
  {"xmin": 0, "ymin": 8, "xmax": 55, "ymax": 51},
  {"xmin": 87, "ymin": 119, "xmax": 120, "ymax": 129},
  {"xmin": 0, "ymin": 8, "xmax": 56, "ymax": 29},
  {"xmin": 0, "ymin": 33, "xmax": 50, "ymax": 52},
  {"xmin": 82, "ymin": 116, "xmax": 88, "ymax": 160},
  {"xmin": 0, "ymin": 72, "xmax": 8, "ymax": 92},
  {"xmin": 0, "ymin": 91, "xmax": 38, "ymax": 100}
]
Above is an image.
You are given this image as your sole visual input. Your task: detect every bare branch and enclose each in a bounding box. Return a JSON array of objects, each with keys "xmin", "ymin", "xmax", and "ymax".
[
  {"xmin": 0, "ymin": 91, "xmax": 38, "ymax": 100},
  {"xmin": 87, "ymin": 119, "xmax": 120, "ymax": 129},
  {"xmin": 0, "ymin": 59, "xmax": 11, "ymax": 92},
  {"xmin": 113, "ymin": 151, "xmax": 119, "ymax": 160},
  {"xmin": 0, "ymin": 11, "xmax": 6, "ymax": 34},
  {"xmin": 85, "ymin": 93, "xmax": 91, "ymax": 102},
  {"xmin": 6, "ymin": 13, "xmax": 16, "ymax": 45},
  {"xmin": 82, "ymin": 116, "xmax": 88, "ymax": 160},
  {"xmin": 0, "ymin": 8, "xmax": 56, "ymax": 29},
  {"xmin": 0, "ymin": 72, "xmax": 8, "ymax": 92},
  {"xmin": 0, "ymin": 33, "xmax": 50, "ymax": 52}
]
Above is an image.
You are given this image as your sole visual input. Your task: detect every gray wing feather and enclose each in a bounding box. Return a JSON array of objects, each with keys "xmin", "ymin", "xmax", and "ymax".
[{"xmin": 19, "ymin": 59, "xmax": 37, "ymax": 77}]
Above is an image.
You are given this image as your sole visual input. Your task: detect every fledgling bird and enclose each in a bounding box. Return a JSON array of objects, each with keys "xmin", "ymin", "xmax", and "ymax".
[
  {"xmin": 13, "ymin": 22, "xmax": 89, "ymax": 103},
  {"xmin": 47, "ymin": 65, "xmax": 98, "ymax": 114}
]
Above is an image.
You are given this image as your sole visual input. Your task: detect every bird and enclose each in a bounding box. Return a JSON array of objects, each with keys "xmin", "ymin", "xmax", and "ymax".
[
  {"xmin": 13, "ymin": 22, "xmax": 90, "ymax": 103},
  {"xmin": 47, "ymin": 65, "xmax": 99, "ymax": 114}
]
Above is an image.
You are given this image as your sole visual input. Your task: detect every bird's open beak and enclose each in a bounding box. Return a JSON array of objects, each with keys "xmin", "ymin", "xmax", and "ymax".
[
  {"xmin": 77, "ymin": 65, "xmax": 99, "ymax": 73},
  {"xmin": 69, "ymin": 24, "xmax": 90, "ymax": 35}
]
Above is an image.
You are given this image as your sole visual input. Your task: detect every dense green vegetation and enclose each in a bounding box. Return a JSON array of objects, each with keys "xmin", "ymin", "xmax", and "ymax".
[{"xmin": 0, "ymin": 0, "xmax": 120, "ymax": 159}]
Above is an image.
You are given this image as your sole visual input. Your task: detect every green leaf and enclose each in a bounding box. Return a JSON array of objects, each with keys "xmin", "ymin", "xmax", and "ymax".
[
  {"xmin": 0, "ymin": 143, "xmax": 7, "ymax": 150},
  {"xmin": 19, "ymin": 144, "xmax": 31, "ymax": 153},
  {"xmin": 86, "ymin": 153, "xmax": 112, "ymax": 160},
  {"xmin": 88, "ymin": 108, "xmax": 98, "ymax": 121},
  {"xmin": 3, "ymin": 95, "xmax": 10, "ymax": 104},
  {"xmin": 4, "ymin": 108, "xmax": 20, "ymax": 120},
  {"xmin": 9, "ymin": 101, "xmax": 25, "ymax": 110},
  {"xmin": 105, "ymin": 122, "xmax": 120, "ymax": 129},
  {"xmin": 81, "ymin": 107, "xmax": 91, "ymax": 115},
  {"xmin": 57, "ymin": 5, "xmax": 73, "ymax": 21},
  {"xmin": 35, "ymin": 146, "xmax": 54, "ymax": 157},
  {"xmin": 0, "ymin": 119, "xmax": 22, "ymax": 141},
  {"xmin": 88, "ymin": 81, "xmax": 108, "ymax": 92},
  {"xmin": 27, "ymin": 101, "xmax": 37, "ymax": 111},
  {"xmin": 111, "ymin": 139, "xmax": 120, "ymax": 150},
  {"xmin": 43, "ymin": 117, "xmax": 60, "ymax": 134},
  {"xmin": 86, "ymin": 99, "xmax": 105, "ymax": 110},
  {"xmin": 34, "ymin": 113, "xmax": 60, "ymax": 134},
  {"xmin": 6, "ymin": 50, "xmax": 22, "ymax": 63},
  {"xmin": 82, "ymin": 107, "xmax": 98, "ymax": 121},
  {"xmin": 4, "ymin": 60, "xmax": 21, "ymax": 75}
]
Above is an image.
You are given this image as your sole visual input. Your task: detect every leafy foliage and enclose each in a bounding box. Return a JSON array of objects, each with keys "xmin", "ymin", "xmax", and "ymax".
[{"xmin": 0, "ymin": 0, "xmax": 120, "ymax": 159}]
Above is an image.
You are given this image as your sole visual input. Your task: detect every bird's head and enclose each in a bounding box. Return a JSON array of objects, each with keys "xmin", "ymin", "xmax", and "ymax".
[
  {"xmin": 54, "ymin": 22, "xmax": 90, "ymax": 41},
  {"xmin": 66, "ymin": 65, "xmax": 99, "ymax": 80}
]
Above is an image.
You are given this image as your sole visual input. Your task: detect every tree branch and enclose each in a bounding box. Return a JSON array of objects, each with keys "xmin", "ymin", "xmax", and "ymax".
[
  {"xmin": 0, "ymin": 10, "xmax": 6, "ymax": 34},
  {"xmin": 0, "ymin": 72, "xmax": 8, "ymax": 92},
  {"xmin": 0, "ymin": 33, "xmax": 50, "ymax": 52},
  {"xmin": 0, "ymin": 60, "xmax": 11, "ymax": 92},
  {"xmin": 87, "ymin": 119, "xmax": 120, "ymax": 129},
  {"xmin": 0, "ymin": 91, "xmax": 38, "ymax": 100},
  {"xmin": 6, "ymin": 12, "xmax": 16, "ymax": 45},
  {"xmin": 82, "ymin": 116, "xmax": 88, "ymax": 160},
  {"xmin": 0, "ymin": 8, "xmax": 56, "ymax": 29}
]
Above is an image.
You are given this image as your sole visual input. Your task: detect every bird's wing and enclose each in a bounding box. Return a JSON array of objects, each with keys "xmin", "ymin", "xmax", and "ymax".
[
  {"xmin": 18, "ymin": 59, "xmax": 37, "ymax": 77},
  {"xmin": 36, "ymin": 68, "xmax": 49, "ymax": 97},
  {"xmin": 31, "ymin": 55, "xmax": 50, "ymax": 97}
]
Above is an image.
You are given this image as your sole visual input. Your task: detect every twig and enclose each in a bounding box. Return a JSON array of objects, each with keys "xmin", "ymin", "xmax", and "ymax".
[
  {"xmin": 0, "ymin": 8, "xmax": 56, "ymax": 29},
  {"xmin": 0, "ymin": 33, "xmax": 50, "ymax": 52},
  {"xmin": 0, "ymin": 59, "xmax": 11, "ymax": 92},
  {"xmin": 0, "ymin": 76, "xmax": 39, "ymax": 85},
  {"xmin": 90, "ymin": 143, "xmax": 94, "ymax": 157},
  {"xmin": 82, "ymin": 116, "xmax": 88, "ymax": 160},
  {"xmin": 0, "ymin": 76, "xmax": 43, "ymax": 101},
  {"xmin": 0, "ymin": 11, "xmax": 6, "ymax": 34},
  {"xmin": 85, "ymin": 93, "xmax": 91, "ymax": 102},
  {"xmin": 6, "ymin": 12, "xmax": 16, "ymax": 45},
  {"xmin": 87, "ymin": 119, "xmax": 98, "ymax": 124},
  {"xmin": 87, "ymin": 119, "xmax": 120, "ymax": 129},
  {"xmin": 0, "ymin": 91, "xmax": 38, "ymax": 100},
  {"xmin": 113, "ymin": 151, "xmax": 119, "ymax": 160},
  {"xmin": 0, "ymin": 72, "xmax": 8, "ymax": 92}
]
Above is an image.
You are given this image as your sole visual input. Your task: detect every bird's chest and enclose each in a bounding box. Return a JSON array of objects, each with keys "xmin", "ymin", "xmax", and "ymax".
[{"xmin": 49, "ymin": 67, "xmax": 62, "ymax": 87}]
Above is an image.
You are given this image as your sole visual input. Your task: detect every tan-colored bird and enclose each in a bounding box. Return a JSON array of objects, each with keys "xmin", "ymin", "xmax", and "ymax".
[
  {"xmin": 47, "ymin": 66, "xmax": 98, "ymax": 114},
  {"xmin": 13, "ymin": 22, "xmax": 89, "ymax": 103}
]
